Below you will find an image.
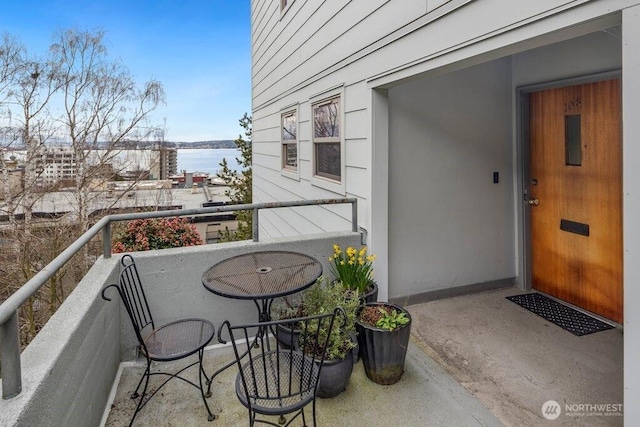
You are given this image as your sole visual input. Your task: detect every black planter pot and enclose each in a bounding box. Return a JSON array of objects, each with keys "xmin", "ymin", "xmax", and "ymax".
[
  {"xmin": 317, "ymin": 347, "xmax": 355, "ymax": 398},
  {"xmin": 360, "ymin": 281, "xmax": 378, "ymax": 304},
  {"xmin": 330, "ymin": 280, "xmax": 378, "ymax": 303},
  {"xmin": 356, "ymin": 303, "xmax": 412, "ymax": 385},
  {"xmin": 349, "ymin": 331, "xmax": 360, "ymax": 365}
]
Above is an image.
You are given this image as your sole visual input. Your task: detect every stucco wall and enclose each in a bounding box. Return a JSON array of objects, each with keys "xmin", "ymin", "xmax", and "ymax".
[
  {"xmin": 118, "ymin": 232, "xmax": 363, "ymax": 359},
  {"xmin": 0, "ymin": 258, "xmax": 121, "ymax": 427},
  {"xmin": 387, "ymin": 58, "xmax": 515, "ymax": 298},
  {"xmin": 0, "ymin": 231, "xmax": 363, "ymax": 426}
]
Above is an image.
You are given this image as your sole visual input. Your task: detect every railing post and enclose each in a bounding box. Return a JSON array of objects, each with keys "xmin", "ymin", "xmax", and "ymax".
[
  {"xmin": 252, "ymin": 208, "xmax": 259, "ymax": 242},
  {"xmin": 102, "ymin": 221, "xmax": 112, "ymax": 259},
  {"xmin": 1, "ymin": 311, "xmax": 22, "ymax": 399},
  {"xmin": 351, "ymin": 199, "xmax": 358, "ymax": 232}
]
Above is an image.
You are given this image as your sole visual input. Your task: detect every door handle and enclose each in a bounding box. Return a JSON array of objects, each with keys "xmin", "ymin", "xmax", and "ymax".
[{"xmin": 523, "ymin": 191, "xmax": 539, "ymax": 206}]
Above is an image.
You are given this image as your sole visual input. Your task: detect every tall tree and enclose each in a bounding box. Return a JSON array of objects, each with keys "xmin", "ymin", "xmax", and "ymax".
[
  {"xmin": 51, "ymin": 29, "xmax": 165, "ymax": 264},
  {"xmin": 0, "ymin": 34, "xmax": 26, "ymax": 224},
  {"xmin": 0, "ymin": 29, "xmax": 166, "ymax": 346},
  {"xmin": 217, "ymin": 113, "xmax": 252, "ymax": 241},
  {"xmin": 0, "ymin": 34, "xmax": 65, "ymax": 342}
]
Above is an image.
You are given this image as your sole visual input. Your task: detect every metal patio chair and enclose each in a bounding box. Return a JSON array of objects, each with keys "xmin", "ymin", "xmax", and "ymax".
[
  {"xmin": 218, "ymin": 308, "xmax": 342, "ymax": 427},
  {"xmin": 102, "ymin": 254, "xmax": 216, "ymax": 426}
]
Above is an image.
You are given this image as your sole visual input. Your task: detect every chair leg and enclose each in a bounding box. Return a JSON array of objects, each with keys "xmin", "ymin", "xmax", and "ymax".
[
  {"xmin": 198, "ymin": 349, "xmax": 216, "ymax": 421},
  {"xmin": 312, "ymin": 398, "xmax": 318, "ymax": 427},
  {"xmin": 201, "ymin": 358, "xmax": 212, "ymax": 389},
  {"xmin": 131, "ymin": 359, "xmax": 150, "ymax": 399},
  {"xmin": 130, "ymin": 359, "xmax": 151, "ymax": 427},
  {"xmin": 301, "ymin": 407, "xmax": 307, "ymax": 427}
]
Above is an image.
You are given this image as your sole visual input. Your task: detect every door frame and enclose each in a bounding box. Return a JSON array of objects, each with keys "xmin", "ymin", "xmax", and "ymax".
[{"xmin": 516, "ymin": 69, "xmax": 622, "ymax": 296}]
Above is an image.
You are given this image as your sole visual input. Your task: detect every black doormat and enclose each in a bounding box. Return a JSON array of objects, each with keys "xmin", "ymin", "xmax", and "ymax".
[{"xmin": 506, "ymin": 293, "xmax": 614, "ymax": 336}]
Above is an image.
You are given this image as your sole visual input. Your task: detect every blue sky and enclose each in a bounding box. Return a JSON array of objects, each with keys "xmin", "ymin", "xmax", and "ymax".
[{"xmin": 0, "ymin": 0, "xmax": 251, "ymax": 141}]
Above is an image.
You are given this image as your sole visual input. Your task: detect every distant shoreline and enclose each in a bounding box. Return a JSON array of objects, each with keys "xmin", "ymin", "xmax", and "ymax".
[
  {"xmin": 166, "ymin": 140, "xmax": 236, "ymax": 149},
  {"xmin": 176, "ymin": 147, "xmax": 235, "ymax": 149}
]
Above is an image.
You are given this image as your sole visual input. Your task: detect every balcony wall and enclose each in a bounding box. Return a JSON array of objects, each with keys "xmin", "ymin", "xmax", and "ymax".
[{"xmin": 0, "ymin": 231, "xmax": 362, "ymax": 426}]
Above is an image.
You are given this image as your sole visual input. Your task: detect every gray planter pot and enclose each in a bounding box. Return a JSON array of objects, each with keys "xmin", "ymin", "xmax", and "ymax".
[
  {"xmin": 317, "ymin": 347, "xmax": 355, "ymax": 398},
  {"xmin": 356, "ymin": 303, "xmax": 412, "ymax": 385},
  {"xmin": 286, "ymin": 328, "xmax": 356, "ymax": 397}
]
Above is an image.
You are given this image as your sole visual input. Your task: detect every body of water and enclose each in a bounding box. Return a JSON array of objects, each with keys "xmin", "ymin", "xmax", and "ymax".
[{"xmin": 176, "ymin": 148, "xmax": 242, "ymax": 176}]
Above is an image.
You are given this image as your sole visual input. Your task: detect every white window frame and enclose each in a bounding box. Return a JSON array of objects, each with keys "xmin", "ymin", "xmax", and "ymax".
[
  {"xmin": 281, "ymin": 104, "xmax": 299, "ymax": 180},
  {"xmin": 310, "ymin": 86, "xmax": 345, "ymax": 195}
]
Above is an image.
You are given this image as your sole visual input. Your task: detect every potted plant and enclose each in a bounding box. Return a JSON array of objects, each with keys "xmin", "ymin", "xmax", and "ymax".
[
  {"xmin": 329, "ymin": 244, "xmax": 378, "ymax": 303},
  {"xmin": 271, "ymin": 292, "xmax": 306, "ymax": 349},
  {"xmin": 297, "ymin": 279, "xmax": 361, "ymax": 398},
  {"xmin": 356, "ymin": 302, "xmax": 412, "ymax": 385}
]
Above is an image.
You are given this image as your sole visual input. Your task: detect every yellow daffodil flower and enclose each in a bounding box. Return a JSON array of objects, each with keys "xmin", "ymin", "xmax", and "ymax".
[{"xmin": 329, "ymin": 243, "xmax": 377, "ymax": 294}]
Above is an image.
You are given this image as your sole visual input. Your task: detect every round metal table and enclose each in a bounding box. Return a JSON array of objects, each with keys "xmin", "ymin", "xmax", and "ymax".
[
  {"xmin": 201, "ymin": 251, "xmax": 322, "ymax": 397},
  {"xmin": 202, "ymin": 250, "xmax": 323, "ymax": 321}
]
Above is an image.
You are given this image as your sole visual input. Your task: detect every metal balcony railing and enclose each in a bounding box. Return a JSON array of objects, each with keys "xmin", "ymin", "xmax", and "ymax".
[{"xmin": 0, "ymin": 198, "xmax": 358, "ymax": 400}]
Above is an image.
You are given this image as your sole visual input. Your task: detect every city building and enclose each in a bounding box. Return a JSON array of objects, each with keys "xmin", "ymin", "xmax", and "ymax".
[
  {"xmin": 169, "ymin": 171, "xmax": 211, "ymax": 187},
  {"xmin": 3, "ymin": 146, "xmax": 177, "ymax": 187},
  {"xmin": 149, "ymin": 145, "xmax": 178, "ymax": 180},
  {"xmin": 0, "ymin": 181, "xmax": 237, "ymax": 247},
  {"xmin": 36, "ymin": 146, "xmax": 77, "ymax": 187}
]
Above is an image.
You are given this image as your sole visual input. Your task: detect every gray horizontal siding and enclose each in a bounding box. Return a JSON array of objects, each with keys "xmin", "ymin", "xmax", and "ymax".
[{"xmin": 252, "ymin": 0, "xmax": 609, "ymax": 111}]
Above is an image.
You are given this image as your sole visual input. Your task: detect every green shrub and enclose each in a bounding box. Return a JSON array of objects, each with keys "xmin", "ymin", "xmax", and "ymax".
[
  {"xmin": 299, "ymin": 279, "xmax": 361, "ymax": 361},
  {"xmin": 112, "ymin": 218, "xmax": 203, "ymax": 253}
]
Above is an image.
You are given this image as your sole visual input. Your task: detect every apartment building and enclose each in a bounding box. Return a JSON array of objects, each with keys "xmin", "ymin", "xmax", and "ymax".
[{"xmin": 251, "ymin": 0, "xmax": 639, "ymax": 418}]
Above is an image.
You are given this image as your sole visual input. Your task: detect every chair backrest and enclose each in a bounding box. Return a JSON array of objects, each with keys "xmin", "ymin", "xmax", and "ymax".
[
  {"xmin": 102, "ymin": 254, "xmax": 155, "ymax": 348},
  {"xmin": 219, "ymin": 308, "xmax": 343, "ymax": 410}
]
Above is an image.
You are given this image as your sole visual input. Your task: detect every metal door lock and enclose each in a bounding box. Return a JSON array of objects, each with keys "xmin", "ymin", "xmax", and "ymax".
[{"xmin": 528, "ymin": 198, "xmax": 540, "ymax": 206}]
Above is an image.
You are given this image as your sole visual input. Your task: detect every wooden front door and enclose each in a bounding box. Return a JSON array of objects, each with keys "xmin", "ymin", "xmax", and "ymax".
[{"xmin": 529, "ymin": 79, "xmax": 622, "ymax": 323}]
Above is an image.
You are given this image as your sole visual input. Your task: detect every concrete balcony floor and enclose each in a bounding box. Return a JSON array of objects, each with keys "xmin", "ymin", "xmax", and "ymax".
[{"xmin": 104, "ymin": 288, "xmax": 623, "ymax": 426}]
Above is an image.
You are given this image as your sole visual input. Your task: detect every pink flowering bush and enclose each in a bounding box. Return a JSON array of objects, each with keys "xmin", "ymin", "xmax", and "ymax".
[{"xmin": 112, "ymin": 218, "xmax": 203, "ymax": 253}]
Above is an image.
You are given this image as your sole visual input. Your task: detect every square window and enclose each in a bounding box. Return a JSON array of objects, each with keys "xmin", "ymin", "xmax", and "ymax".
[{"xmin": 312, "ymin": 95, "xmax": 341, "ymax": 181}]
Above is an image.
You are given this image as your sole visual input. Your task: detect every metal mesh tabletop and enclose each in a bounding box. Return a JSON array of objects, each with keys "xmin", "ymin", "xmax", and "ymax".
[{"xmin": 202, "ymin": 251, "xmax": 322, "ymax": 300}]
